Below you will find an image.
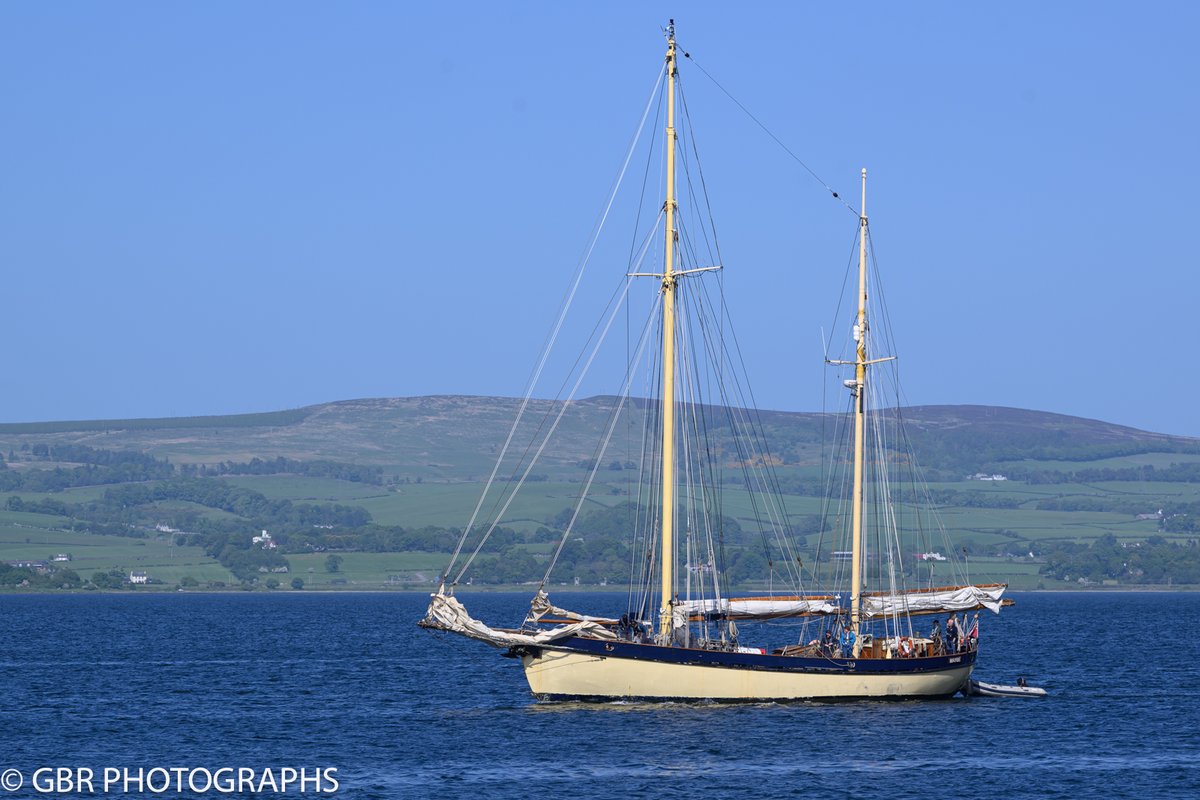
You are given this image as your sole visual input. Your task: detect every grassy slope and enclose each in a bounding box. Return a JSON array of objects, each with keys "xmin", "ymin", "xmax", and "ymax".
[
  {"xmin": 1, "ymin": 396, "xmax": 1198, "ymax": 591},
  {"xmin": 0, "ymin": 514, "xmax": 235, "ymax": 584}
]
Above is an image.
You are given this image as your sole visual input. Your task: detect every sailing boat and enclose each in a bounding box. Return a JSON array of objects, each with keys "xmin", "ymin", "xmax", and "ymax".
[{"xmin": 421, "ymin": 22, "xmax": 1011, "ymax": 701}]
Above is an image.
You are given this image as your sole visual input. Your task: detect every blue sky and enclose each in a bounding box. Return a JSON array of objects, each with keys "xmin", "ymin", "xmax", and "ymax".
[{"xmin": 1, "ymin": 3, "xmax": 1197, "ymax": 434}]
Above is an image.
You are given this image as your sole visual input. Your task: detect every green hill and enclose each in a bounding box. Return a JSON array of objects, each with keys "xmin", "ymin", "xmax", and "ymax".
[
  {"xmin": 1, "ymin": 396, "xmax": 1194, "ymax": 479},
  {"xmin": 0, "ymin": 396, "xmax": 1197, "ymax": 591}
]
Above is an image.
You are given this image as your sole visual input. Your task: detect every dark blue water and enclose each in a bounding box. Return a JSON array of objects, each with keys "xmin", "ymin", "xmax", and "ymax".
[{"xmin": 1, "ymin": 592, "xmax": 1197, "ymax": 799}]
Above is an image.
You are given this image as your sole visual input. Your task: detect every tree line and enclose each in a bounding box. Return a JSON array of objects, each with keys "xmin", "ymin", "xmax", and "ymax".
[
  {"xmin": 179, "ymin": 456, "xmax": 383, "ymax": 485},
  {"xmin": 1040, "ymin": 534, "xmax": 1200, "ymax": 585},
  {"xmin": 1012, "ymin": 461, "xmax": 1200, "ymax": 485},
  {"xmin": 0, "ymin": 444, "xmax": 383, "ymax": 492}
]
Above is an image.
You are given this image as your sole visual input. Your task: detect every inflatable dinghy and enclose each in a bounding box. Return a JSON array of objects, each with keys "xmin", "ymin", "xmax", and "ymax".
[{"xmin": 964, "ymin": 679, "xmax": 1047, "ymax": 698}]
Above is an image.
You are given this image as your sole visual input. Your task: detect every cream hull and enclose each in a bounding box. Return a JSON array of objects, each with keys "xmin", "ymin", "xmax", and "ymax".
[{"xmin": 521, "ymin": 647, "xmax": 973, "ymax": 701}]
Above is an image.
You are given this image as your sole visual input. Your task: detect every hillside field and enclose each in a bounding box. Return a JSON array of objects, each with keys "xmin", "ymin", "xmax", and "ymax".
[{"xmin": 2, "ymin": 396, "xmax": 1198, "ymax": 592}]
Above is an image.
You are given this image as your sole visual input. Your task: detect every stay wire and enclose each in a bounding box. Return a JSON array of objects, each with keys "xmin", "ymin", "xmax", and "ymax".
[
  {"xmin": 678, "ymin": 46, "xmax": 859, "ymax": 217},
  {"xmin": 452, "ymin": 274, "xmax": 637, "ymax": 585},
  {"xmin": 440, "ymin": 63, "xmax": 667, "ymax": 587},
  {"xmin": 676, "ymin": 70, "xmax": 722, "ymax": 268}
]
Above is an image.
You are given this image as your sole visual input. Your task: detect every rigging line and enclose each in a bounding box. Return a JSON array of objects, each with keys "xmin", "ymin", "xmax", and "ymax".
[
  {"xmin": 676, "ymin": 295, "xmax": 708, "ymax": 609},
  {"xmin": 719, "ymin": 416, "xmax": 800, "ymax": 593},
  {"xmin": 817, "ymin": 318, "xmax": 834, "ymax": 584},
  {"xmin": 635, "ymin": 317, "xmax": 666, "ymax": 616},
  {"xmin": 460, "ymin": 207, "xmax": 665, "ymax": 583},
  {"xmin": 676, "ymin": 69, "xmax": 724, "ymax": 268},
  {"xmin": 710, "ymin": 426, "xmax": 802, "ymax": 599},
  {"xmin": 678, "ymin": 286, "xmax": 722, "ymax": 605},
  {"xmin": 452, "ymin": 274, "xmax": 639, "ymax": 586},
  {"xmin": 819, "ymin": 353, "xmax": 858, "ymax": 586},
  {"xmin": 628, "ymin": 78, "xmax": 666, "ymax": 269},
  {"xmin": 822, "ymin": 391, "xmax": 856, "ymax": 596},
  {"xmin": 479, "ymin": 207, "xmax": 663, "ymax": 525},
  {"xmin": 860, "ymin": 230, "xmax": 972, "ymax": 589},
  {"xmin": 715, "ymin": 158, "xmax": 727, "ymax": 596},
  {"xmin": 539, "ymin": 292, "xmax": 664, "ymax": 589},
  {"xmin": 821, "ymin": 416, "xmax": 847, "ymax": 592},
  {"xmin": 630, "ymin": 371, "xmax": 658, "ymax": 617},
  {"xmin": 694, "ymin": 347, "xmax": 802, "ymax": 590},
  {"xmin": 672, "ymin": 104, "xmax": 717, "ymax": 269},
  {"xmin": 698, "ymin": 281, "xmax": 805, "ymax": 578},
  {"xmin": 677, "ymin": 306, "xmax": 698, "ymax": 606},
  {"xmin": 870, "ymin": 382, "xmax": 903, "ymax": 615},
  {"xmin": 865, "ymin": 228, "xmax": 900, "ymax": 366},
  {"xmin": 442, "ymin": 63, "xmax": 667, "ymax": 586},
  {"xmin": 898, "ymin": 407, "xmax": 968, "ymax": 587},
  {"xmin": 876, "ymin": 370, "xmax": 964, "ymax": 588},
  {"xmin": 677, "ymin": 47, "xmax": 858, "ymax": 216},
  {"xmin": 712, "ymin": 253, "xmax": 729, "ymax": 600},
  {"xmin": 623, "ymin": 80, "xmax": 666, "ymax": 575},
  {"xmin": 825, "ymin": 224, "xmax": 863, "ymax": 362},
  {"xmin": 685, "ymin": 286, "xmax": 726, "ymax": 601},
  {"xmin": 472, "ymin": 244, "xmax": 648, "ymax": 546}
]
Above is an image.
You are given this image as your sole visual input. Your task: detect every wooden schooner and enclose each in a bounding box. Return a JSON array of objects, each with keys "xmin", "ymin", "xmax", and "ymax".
[{"xmin": 422, "ymin": 21, "xmax": 1012, "ymax": 701}]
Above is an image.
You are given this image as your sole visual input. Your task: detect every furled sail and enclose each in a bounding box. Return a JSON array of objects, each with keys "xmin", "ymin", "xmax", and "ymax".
[
  {"xmin": 861, "ymin": 583, "xmax": 1008, "ymax": 618},
  {"xmin": 681, "ymin": 596, "xmax": 840, "ymax": 620},
  {"xmin": 682, "ymin": 584, "xmax": 1008, "ymax": 621},
  {"xmin": 420, "ymin": 592, "xmax": 616, "ymax": 649},
  {"xmin": 529, "ymin": 590, "xmax": 620, "ymax": 624}
]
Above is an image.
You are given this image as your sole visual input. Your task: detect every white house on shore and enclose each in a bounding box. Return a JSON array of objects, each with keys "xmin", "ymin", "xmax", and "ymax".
[{"xmin": 252, "ymin": 530, "xmax": 278, "ymax": 550}]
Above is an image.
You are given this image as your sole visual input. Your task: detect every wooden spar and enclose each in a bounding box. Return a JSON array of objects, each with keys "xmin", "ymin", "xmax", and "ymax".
[
  {"xmin": 849, "ymin": 168, "xmax": 868, "ymax": 655},
  {"xmin": 686, "ymin": 585, "xmax": 1014, "ymax": 621},
  {"xmin": 863, "ymin": 582, "xmax": 1009, "ymax": 597},
  {"xmin": 658, "ymin": 22, "xmax": 679, "ymax": 643},
  {"xmin": 688, "ymin": 599, "xmax": 1014, "ymax": 622},
  {"xmin": 707, "ymin": 584, "xmax": 1006, "ymax": 602}
]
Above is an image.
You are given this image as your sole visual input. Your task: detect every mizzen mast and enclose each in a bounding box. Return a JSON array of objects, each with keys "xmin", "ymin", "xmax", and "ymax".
[
  {"xmin": 658, "ymin": 20, "xmax": 680, "ymax": 643},
  {"xmin": 849, "ymin": 168, "xmax": 868, "ymax": 656}
]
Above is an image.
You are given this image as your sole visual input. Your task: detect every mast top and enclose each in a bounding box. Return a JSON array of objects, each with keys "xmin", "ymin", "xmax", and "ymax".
[{"xmin": 861, "ymin": 168, "xmax": 867, "ymax": 219}]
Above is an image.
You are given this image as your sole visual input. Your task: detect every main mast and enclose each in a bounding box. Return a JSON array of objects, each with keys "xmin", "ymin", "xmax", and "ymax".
[
  {"xmin": 658, "ymin": 21, "xmax": 679, "ymax": 643},
  {"xmin": 849, "ymin": 168, "xmax": 868, "ymax": 656}
]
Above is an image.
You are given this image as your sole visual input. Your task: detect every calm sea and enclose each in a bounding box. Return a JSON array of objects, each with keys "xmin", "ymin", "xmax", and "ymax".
[{"xmin": 1, "ymin": 591, "xmax": 1197, "ymax": 799}]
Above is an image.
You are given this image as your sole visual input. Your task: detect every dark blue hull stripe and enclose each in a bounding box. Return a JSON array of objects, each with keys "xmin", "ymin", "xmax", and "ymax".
[
  {"xmin": 532, "ymin": 692, "xmax": 963, "ymax": 703},
  {"xmin": 528, "ymin": 636, "xmax": 976, "ymax": 676}
]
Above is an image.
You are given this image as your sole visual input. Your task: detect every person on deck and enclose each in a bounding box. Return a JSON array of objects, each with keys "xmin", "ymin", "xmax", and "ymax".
[
  {"xmin": 930, "ymin": 619, "xmax": 943, "ymax": 655},
  {"xmin": 821, "ymin": 630, "xmax": 834, "ymax": 657},
  {"xmin": 839, "ymin": 625, "xmax": 856, "ymax": 658},
  {"xmin": 968, "ymin": 613, "xmax": 979, "ymax": 651},
  {"xmin": 946, "ymin": 615, "xmax": 960, "ymax": 653}
]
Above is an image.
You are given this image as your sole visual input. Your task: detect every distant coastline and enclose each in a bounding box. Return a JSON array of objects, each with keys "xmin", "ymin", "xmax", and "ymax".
[
  {"xmin": 3, "ymin": 585, "xmax": 1197, "ymax": 596},
  {"xmin": 3, "ymin": 396, "xmax": 1199, "ymax": 593}
]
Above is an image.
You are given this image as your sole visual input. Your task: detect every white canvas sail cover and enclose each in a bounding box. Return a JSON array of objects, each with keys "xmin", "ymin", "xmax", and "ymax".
[
  {"xmin": 681, "ymin": 596, "xmax": 840, "ymax": 618},
  {"xmin": 421, "ymin": 592, "xmax": 616, "ymax": 649},
  {"xmin": 680, "ymin": 584, "xmax": 1007, "ymax": 621},
  {"xmin": 861, "ymin": 584, "xmax": 1007, "ymax": 618}
]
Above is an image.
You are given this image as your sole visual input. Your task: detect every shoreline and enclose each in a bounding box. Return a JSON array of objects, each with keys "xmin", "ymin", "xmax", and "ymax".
[{"xmin": 2, "ymin": 585, "xmax": 1198, "ymax": 596}]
